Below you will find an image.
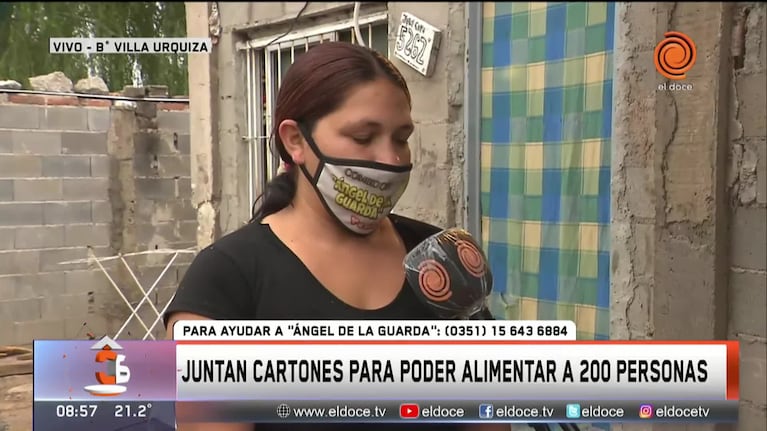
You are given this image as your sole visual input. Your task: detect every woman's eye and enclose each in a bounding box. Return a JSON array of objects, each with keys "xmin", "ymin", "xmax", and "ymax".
[{"xmin": 352, "ymin": 136, "xmax": 373, "ymax": 144}]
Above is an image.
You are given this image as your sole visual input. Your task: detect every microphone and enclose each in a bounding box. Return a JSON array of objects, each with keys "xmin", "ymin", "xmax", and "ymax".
[
  {"xmin": 404, "ymin": 230, "xmax": 582, "ymax": 431},
  {"xmin": 404, "ymin": 228, "xmax": 493, "ymax": 320}
]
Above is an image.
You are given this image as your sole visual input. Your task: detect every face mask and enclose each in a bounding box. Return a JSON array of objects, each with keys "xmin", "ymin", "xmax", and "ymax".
[{"xmin": 297, "ymin": 123, "xmax": 412, "ymax": 236}]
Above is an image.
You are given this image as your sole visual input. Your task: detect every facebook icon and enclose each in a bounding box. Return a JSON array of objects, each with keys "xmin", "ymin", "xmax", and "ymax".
[{"xmin": 479, "ymin": 404, "xmax": 494, "ymax": 419}]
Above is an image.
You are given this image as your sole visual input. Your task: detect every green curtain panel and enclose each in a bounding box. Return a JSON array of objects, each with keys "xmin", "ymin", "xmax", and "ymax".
[{"xmin": 480, "ymin": 2, "xmax": 615, "ymax": 342}]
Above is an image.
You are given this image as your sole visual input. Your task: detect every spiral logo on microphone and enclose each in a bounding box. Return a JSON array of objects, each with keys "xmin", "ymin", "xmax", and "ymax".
[
  {"xmin": 455, "ymin": 239, "xmax": 486, "ymax": 278},
  {"xmin": 418, "ymin": 259, "xmax": 452, "ymax": 302},
  {"xmin": 654, "ymin": 31, "xmax": 696, "ymax": 80}
]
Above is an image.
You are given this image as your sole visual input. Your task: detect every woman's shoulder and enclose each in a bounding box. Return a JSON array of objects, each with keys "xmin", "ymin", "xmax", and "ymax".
[
  {"xmin": 164, "ymin": 223, "xmax": 274, "ymax": 323},
  {"xmin": 179, "ymin": 222, "xmax": 276, "ymax": 292},
  {"xmin": 389, "ymin": 213, "xmax": 443, "ymax": 247},
  {"xmin": 200, "ymin": 222, "xmax": 273, "ymax": 261}
]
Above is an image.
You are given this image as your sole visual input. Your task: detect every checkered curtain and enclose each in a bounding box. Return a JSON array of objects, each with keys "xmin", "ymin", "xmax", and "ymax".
[{"xmin": 480, "ymin": 2, "xmax": 615, "ymax": 341}]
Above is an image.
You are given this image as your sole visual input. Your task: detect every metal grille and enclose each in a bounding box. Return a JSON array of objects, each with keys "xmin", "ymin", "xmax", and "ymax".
[{"xmin": 241, "ymin": 12, "xmax": 389, "ymax": 209}]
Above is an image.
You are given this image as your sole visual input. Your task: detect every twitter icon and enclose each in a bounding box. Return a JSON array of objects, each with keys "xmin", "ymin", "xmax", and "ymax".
[{"xmin": 566, "ymin": 404, "xmax": 581, "ymax": 419}]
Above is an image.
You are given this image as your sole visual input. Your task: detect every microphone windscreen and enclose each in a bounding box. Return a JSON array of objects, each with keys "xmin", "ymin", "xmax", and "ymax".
[{"xmin": 404, "ymin": 228, "xmax": 493, "ymax": 319}]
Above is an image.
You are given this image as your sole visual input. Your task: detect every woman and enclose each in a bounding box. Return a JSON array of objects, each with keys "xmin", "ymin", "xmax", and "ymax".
[{"xmin": 164, "ymin": 41, "xmax": 508, "ymax": 431}]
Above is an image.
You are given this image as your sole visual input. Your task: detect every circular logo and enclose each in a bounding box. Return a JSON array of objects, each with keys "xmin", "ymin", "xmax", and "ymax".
[
  {"xmin": 276, "ymin": 403, "xmax": 291, "ymax": 419},
  {"xmin": 418, "ymin": 260, "xmax": 452, "ymax": 302},
  {"xmin": 654, "ymin": 31, "xmax": 696, "ymax": 80},
  {"xmin": 455, "ymin": 239, "xmax": 486, "ymax": 278}
]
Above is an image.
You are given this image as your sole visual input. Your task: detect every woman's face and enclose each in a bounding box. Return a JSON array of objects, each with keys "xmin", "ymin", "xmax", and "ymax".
[{"xmin": 307, "ymin": 78, "xmax": 414, "ymax": 167}]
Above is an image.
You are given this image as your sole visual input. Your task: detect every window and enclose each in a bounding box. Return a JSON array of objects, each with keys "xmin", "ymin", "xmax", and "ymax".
[{"xmin": 241, "ymin": 13, "xmax": 389, "ymax": 206}]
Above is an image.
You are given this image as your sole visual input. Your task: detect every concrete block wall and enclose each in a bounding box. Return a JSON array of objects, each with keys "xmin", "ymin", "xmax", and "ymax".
[
  {"xmin": 0, "ymin": 89, "xmax": 194, "ymax": 346},
  {"xmin": 612, "ymin": 3, "xmax": 765, "ymax": 430},
  {"xmin": 727, "ymin": 3, "xmax": 767, "ymax": 428},
  {"xmin": 119, "ymin": 100, "xmax": 196, "ymax": 339},
  {"xmin": 387, "ymin": 3, "xmax": 467, "ymax": 229}
]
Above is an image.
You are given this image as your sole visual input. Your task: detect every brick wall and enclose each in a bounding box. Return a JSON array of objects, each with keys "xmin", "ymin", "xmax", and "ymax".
[
  {"xmin": 0, "ymin": 88, "xmax": 195, "ymax": 346},
  {"xmin": 728, "ymin": 3, "xmax": 767, "ymax": 428}
]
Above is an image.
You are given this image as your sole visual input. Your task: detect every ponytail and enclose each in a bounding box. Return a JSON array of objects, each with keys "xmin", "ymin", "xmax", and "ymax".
[{"xmin": 249, "ymin": 169, "xmax": 297, "ymax": 223}]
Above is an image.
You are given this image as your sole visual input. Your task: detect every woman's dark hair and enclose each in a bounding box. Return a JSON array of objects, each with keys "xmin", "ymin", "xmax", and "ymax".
[{"xmin": 249, "ymin": 42, "xmax": 412, "ymax": 223}]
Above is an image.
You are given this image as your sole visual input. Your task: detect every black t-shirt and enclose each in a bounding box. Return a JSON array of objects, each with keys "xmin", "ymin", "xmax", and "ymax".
[{"xmin": 164, "ymin": 214, "xmax": 480, "ymax": 431}]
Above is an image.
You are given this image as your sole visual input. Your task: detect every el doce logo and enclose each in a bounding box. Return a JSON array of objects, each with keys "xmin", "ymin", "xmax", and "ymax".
[
  {"xmin": 83, "ymin": 336, "xmax": 131, "ymax": 396},
  {"xmin": 654, "ymin": 31, "xmax": 697, "ymax": 80}
]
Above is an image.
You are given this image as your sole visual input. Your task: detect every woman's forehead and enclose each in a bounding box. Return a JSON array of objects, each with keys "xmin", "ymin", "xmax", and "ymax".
[{"xmin": 324, "ymin": 80, "xmax": 412, "ymax": 129}]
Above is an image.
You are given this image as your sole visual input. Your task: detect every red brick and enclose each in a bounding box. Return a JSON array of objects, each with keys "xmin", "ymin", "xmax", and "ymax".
[
  {"xmin": 82, "ymin": 99, "xmax": 112, "ymax": 108},
  {"xmin": 8, "ymin": 94, "xmax": 45, "ymax": 105},
  {"xmin": 45, "ymin": 95, "xmax": 79, "ymax": 106},
  {"xmin": 158, "ymin": 102, "xmax": 188, "ymax": 111}
]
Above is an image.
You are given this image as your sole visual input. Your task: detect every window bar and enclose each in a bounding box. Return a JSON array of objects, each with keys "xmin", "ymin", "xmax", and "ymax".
[
  {"xmin": 245, "ymin": 49, "xmax": 254, "ymax": 208},
  {"xmin": 368, "ymin": 23, "xmax": 372, "ymax": 47},
  {"xmin": 253, "ymin": 49, "xmax": 265, "ymax": 202},
  {"xmin": 263, "ymin": 49, "xmax": 273, "ymax": 189},
  {"xmin": 273, "ymin": 44, "xmax": 285, "ymax": 178},
  {"xmin": 276, "ymin": 45, "xmax": 283, "ymax": 93}
]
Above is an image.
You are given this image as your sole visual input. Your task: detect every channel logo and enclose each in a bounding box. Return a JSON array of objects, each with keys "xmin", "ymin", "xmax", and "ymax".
[
  {"xmin": 639, "ymin": 404, "xmax": 654, "ymax": 419},
  {"xmin": 565, "ymin": 404, "xmax": 581, "ymax": 419},
  {"xmin": 479, "ymin": 404, "xmax": 494, "ymax": 419},
  {"xmin": 83, "ymin": 336, "xmax": 130, "ymax": 396},
  {"xmin": 400, "ymin": 403, "xmax": 419, "ymax": 419},
  {"xmin": 654, "ymin": 31, "xmax": 697, "ymax": 80}
]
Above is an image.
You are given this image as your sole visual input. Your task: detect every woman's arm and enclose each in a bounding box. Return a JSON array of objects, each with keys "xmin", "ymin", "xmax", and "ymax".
[{"xmin": 168, "ymin": 312, "xmax": 254, "ymax": 431}]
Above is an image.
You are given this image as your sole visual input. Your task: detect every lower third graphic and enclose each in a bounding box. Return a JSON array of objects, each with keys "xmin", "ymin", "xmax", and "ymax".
[{"xmin": 479, "ymin": 404, "xmax": 494, "ymax": 419}]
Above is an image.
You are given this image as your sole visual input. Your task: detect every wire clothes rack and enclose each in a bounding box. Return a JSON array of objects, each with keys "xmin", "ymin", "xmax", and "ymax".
[{"xmin": 58, "ymin": 246, "xmax": 197, "ymax": 341}]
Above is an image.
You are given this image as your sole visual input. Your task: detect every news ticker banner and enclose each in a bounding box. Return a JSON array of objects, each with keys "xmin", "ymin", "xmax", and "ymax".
[
  {"xmin": 34, "ymin": 400, "xmax": 738, "ymax": 429},
  {"xmin": 49, "ymin": 37, "xmax": 211, "ymax": 54},
  {"xmin": 32, "ymin": 321, "xmax": 740, "ymax": 429}
]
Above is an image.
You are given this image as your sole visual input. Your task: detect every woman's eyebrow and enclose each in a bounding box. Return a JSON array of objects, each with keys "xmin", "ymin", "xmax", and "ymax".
[
  {"xmin": 340, "ymin": 119, "xmax": 381, "ymax": 131},
  {"xmin": 339, "ymin": 120, "xmax": 414, "ymax": 134}
]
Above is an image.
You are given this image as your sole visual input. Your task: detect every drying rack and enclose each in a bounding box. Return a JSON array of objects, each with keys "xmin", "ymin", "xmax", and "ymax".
[{"xmin": 59, "ymin": 246, "xmax": 197, "ymax": 340}]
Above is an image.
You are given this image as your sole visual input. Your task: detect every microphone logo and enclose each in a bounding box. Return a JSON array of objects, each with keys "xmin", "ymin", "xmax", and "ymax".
[
  {"xmin": 455, "ymin": 239, "xmax": 486, "ymax": 277},
  {"xmin": 418, "ymin": 260, "xmax": 452, "ymax": 302}
]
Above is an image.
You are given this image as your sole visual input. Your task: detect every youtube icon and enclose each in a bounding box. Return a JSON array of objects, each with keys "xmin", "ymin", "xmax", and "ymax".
[{"xmin": 400, "ymin": 403, "xmax": 419, "ymax": 419}]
